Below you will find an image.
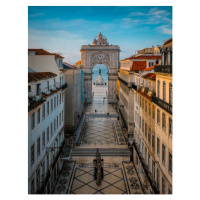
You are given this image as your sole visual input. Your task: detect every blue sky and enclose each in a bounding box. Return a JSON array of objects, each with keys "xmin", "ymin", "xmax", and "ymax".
[{"xmin": 28, "ymin": 6, "xmax": 172, "ymax": 64}]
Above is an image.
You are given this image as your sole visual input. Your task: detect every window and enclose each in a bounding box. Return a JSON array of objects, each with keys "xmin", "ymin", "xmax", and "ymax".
[
  {"xmin": 51, "ymin": 123, "xmax": 53, "ymax": 137},
  {"xmin": 163, "ymin": 81, "xmax": 166, "ymax": 101},
  {"xmin": 149, "ymin": 62, "xmax": 154, "ymax": 67},
  {"xmin": 42, "ymin": 105, "xmax": 45, "ymax": 120},
  {"xmin": 37, "ymin": 137, "xmax": 40, "ymax": 156},
  {"xmin": 47, "ymin": 102, "xmax": 49, "ymax": 116},
  {"xmin": 145, "ymin": 100, "xmax": 147, "ymax": 112},
  {"xmin": 142, "ymin": 119, "xmax": 144, "ymax": 133},
  {"xmin": 169, "ymin": 83, "xmax": 172, "ymax": 105},
  {"xmin": 47, "ymin": 81, "xmax": 49, "ymax": 91},
  {"xmin": 57, "ymin": 116, "xmax": 58, "ymax": 128},
  {"xmin": 148, "ymin": 154, "xmax": 151, "ymax": 172},
  {"xmin": 152, "ymin": 132, "xmax": 155, "ymax": 151},
  {"xmin": 162, "ymin": 144, "xmax": 166, "ymax": 165},
  {"xmin": 36, "ymin": 169, "xmax": 40, "ymax": 190},
  {"xmin": 57, "ymin": 95, "xmax": 58, "ymax": 107},
  {"xmin": 145, "ymin": 148, "xmax": 147, "ymax": 164},
  {"xmin": 152, "ymin": 161, "xmax": 155, "ymax": 181},
  {"xmin": 148, "ymin": 128, "xmax": 151, "ymax": 144},
  {"xmin": 37, "ymin": 109, "xmax": 40, "ymax": 124},
  {"xmin": 31, "ymin": 178, "xmax": 35, "ymax": 194},
  {"xmin": 42, "ymin": 161, "xmax": 45, "ymax": 180},
  {"xmin": 142, "ymin": 143, "xmax": 144, "ymax": 158},
  {"xmin": 149, "ymin": 103, "xmax": 151, "ymax": 116},
  {"xmin": 157, "ymin": 168, "xmax": 160, "ymax": 191},
  {"xmin": 162, "ymin": 113, "xmax": 166, "ymax": 130},
  {"xmin": 54, "ymin": 119, "xmax": 56, "ymax": 131},
  {"xmin": 157, "ymin": 109, "xmax": 160, "ymax": 124},
  {"xmin": 169, "ymin": 152, "xmax": 172, "ymax": 174},
  {"xmin": 59, "ymin": 113, "xmax": 61, "ymax": 125},
  {"xmin": 54, "ymin": 97, "xmax": 56, "ymax": 109},
  {"xmin": 62, "ymin": 110, "xmax": 63, "ymax": 122},
  {"xmin": 140, "ymin": 116, "xmax": 141, "ymax": 129},
  {"xmin": 169, "ymin": 118, "xmax": 173, "ymax": 135},
  {"xmin": 145, "ymin": 123, "xmax": 147, "ymax": 138},
  {"xmin": 28, "ymin": 86, "xmax": 31, "ymax": 92},
  {"xmin": 162, "ymin": 177, "xmax": 165, "ymax": 194},
  {"xmin": 51, "ymin": 99, "xmax": 53, "ymax": 112},
  {"xmin": 60, "ymin": 94, "xmax": 61, "ymax": 104},
  {"xmin": 31, "ymin": 144, "xmax": 34, "ymax": 165},
  {"xmin": 142, "ymin": 98, "xmax": 144, "ymax": 109},
  {"xmin": 157, "ymin": 137, "xmax": 160, "ymax": 155},
  {"xmin": 47, "ymin": 127, "xmax": 49, "ymax": 143},
  {"xmin": 47, "ymin": 153, "xmax": 49, "ymax": 171},
  {"xmin": 36, "ymin": 83, "xmax": 40, "ymax": 96},
  {"xmin": 157, "ymin": 80, "xmax": 160, "ymax": 98},
  {"xmin": 152, "ymin": 105, "xmax": 155, "ymax": 120},
  {"xmin": 31, "ymin": 113, "xmax": 35, "ymax": 130},
  {"xmin": 54, "ymin": 79, "xmax": 56, "ymax": 88},
  {"xmin": 42, "ymin": 132, "xmax": 45, "ymax": 149},
  {"xmin": 140, "ymin": 97, "xmax": 141, "ymax": 107},
  {"xmin": 62, "ymin": 93, "xmax": 64, "ymax": 102}
]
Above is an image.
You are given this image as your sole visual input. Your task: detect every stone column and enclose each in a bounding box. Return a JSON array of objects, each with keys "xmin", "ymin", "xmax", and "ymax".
[
  {"xmin": 108, "ymin": 73, "xmax": 118, "ymax": 103},
  {"xmin": 84, "ymin": 73, "xmax": 93, "ymax": 103}
]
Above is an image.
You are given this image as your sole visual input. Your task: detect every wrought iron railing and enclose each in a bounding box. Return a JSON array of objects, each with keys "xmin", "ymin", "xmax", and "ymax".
[
  {"xmin": 154, "ymin": 65, "xmax": 172, "ymax": 74},
  {"xmin": 152, "ymin": 96, "xmax": 172, "ymax": 115},
  {"xmin": 133, "ymin": 140, "xmax": 159, "ymax": 194},
  {"xmin": 118, "ymin": 77, "xmax": 137, "ymax": 90},
  {"xmin": 62, "ymin": 83, "xmax": 68, "ymax": 90}
]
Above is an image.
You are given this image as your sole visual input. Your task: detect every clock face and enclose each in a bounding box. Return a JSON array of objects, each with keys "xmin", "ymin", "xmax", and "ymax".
[{"xmin": 97, "ymin": 54, "xmax": 103, "ymax": 60}]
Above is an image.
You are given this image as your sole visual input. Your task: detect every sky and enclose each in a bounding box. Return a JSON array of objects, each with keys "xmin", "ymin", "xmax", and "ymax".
[{"xmin": 28, "ymin": 6, "xmax": 172, "ymax": 65}]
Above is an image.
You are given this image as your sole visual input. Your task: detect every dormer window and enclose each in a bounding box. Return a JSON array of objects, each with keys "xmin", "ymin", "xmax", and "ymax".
[
  {"xmin": 54, "ymin": 79, "xmax": 56, "ymax": 88},
  {"xmin": 47, "ymin": 81, "xmax": 49, "ymax": 91}
]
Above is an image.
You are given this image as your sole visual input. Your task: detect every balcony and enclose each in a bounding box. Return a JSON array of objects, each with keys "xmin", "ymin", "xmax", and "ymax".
[
  {"xmin": 118, "ymin": 77, "xmax": 137, "ymax": 90},
  {"xmin": 61, "ymin": 83, "xmax": 68, "ymax": 90},
  {"xmin": 154, "ymin": 65, "xmax": 172, "ymax": 74},
  {"xmin": 152, "ymin": 96, "xmax": 172, "ymax": 115}
]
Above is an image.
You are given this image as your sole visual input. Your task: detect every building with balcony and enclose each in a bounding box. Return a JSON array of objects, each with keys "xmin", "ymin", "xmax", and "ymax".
[
  {"xmin": 28, "ymin": 49, "xmax": 68, "ymax": 194},
  {"xmin": 28, "ymin": 72, "xmax": 66, "ymax": 194},
  {"xmin": 118, "ymin": 47, "xmax": 161, "ymax": 143},
  {"xmin": 122, "ymin": 39, "xmax": 172, "ymax": 194}
]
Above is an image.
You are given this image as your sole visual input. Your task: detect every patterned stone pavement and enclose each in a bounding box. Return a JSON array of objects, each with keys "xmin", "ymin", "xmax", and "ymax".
[{"xmin": 62, "ymin": 86, "xmax": 144, "ymax": 194}]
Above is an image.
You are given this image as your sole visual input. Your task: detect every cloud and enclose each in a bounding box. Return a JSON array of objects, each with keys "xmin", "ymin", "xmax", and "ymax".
[
  {"xmin": 156, "ymin": 25, "xmax": 172, "ymax": 35},
  {"xmin": 28, "ymin": 28, "xmax": 89, "ymax": 64},
  {"xmin": 29, "ymin": 13, "xmax": 45, "ymax": 18}
]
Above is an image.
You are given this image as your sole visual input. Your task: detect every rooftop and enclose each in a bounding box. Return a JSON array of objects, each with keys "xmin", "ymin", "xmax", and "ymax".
[
  {"xmin": 28, "ymin": 49, "xmax": 64, "ymax": 58},
  {"xmin": 121, "ymin": 54, "xmax": 161, "ymax": 62},
  {"xmin": 28, "ymin": 72, "xmax": 57, "ymax": 82},
  {"xmin": 142, "ymin": 73, "xmax": 156, "ymax": 80},
  {"xmin": 131, "ymin": 61, "xmax": 146, "ymax": 71}
]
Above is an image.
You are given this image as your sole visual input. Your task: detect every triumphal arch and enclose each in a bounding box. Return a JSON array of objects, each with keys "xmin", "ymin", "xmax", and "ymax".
[{"xmin": 80, "ymin": 32, "xmax": 120, "ymax": 103}]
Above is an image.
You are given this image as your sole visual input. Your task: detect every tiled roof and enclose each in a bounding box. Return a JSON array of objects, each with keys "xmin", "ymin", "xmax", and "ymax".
[
  {"xmin": 28, "ymin": 49, "xmax": 64, "ymax": 58},
  {"xmin": 131, "ymin": 61, "xmax": 146, "ymax": 71},
  {"xmin": 142, "ymin": 65, "xmax": 155, "ymax": 71},
  {"xmin": 28, "ymin": 72, "xmax": 57, "ymax": 82},
  {"xmin": 142, "ymin": 73, "xmax": 156, "ymax": 80},
  {"xmin": 121, "ymin": 55, "xmax": 161, "ymax": 62},
  {"xmin": 163, "ymin": 38, "xmax": 172, "ymax": 45}
]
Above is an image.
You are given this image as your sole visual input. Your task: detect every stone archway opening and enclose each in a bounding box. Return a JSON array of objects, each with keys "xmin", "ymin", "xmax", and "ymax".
[
  {"xmin": 92, "ymin": 64, "xmax": 108, "ymax": 100},
  {"xmin": 80, "ymin": 32, "xmax": 120, "ymax": 104}
]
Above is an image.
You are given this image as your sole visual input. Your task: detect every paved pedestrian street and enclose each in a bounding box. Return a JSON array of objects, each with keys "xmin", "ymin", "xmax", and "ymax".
[{"xmin": 54, "ymin": 85, "xmax": 144, "ymax": 194}]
